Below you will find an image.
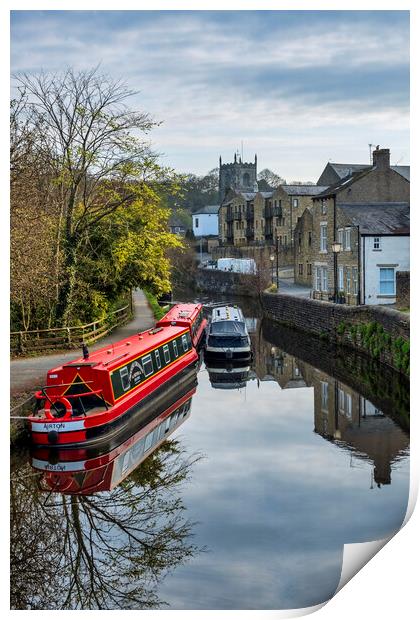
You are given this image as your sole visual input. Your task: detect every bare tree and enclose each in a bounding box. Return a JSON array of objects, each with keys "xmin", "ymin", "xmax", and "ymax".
[
  {"xmin": 10, "ymin": 441, "xmax": 202, "ymax": 610},
  {"xmin": 14, "ymin": 67, "xmax": 160, "ymax": 324}
]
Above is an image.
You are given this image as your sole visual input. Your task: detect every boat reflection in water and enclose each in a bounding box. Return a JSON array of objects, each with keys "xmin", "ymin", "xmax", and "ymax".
[
  {"xmin": 31, "ymin": 378, "xmax": 197, "ymax": 495},
  {"xmin": 204, "ymin": 359, "xmax": 254, "ymax": 390}
]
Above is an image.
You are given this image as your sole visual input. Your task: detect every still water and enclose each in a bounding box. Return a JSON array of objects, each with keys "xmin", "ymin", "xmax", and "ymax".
[{"xmin": 10, "ymin": 297, "xmax": 410, "ymax": 610}]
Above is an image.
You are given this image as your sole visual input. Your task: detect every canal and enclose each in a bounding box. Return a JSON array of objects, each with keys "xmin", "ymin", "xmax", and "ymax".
[{"xmin": 10, "ymin": 294, "xmax": 410, "ymax": 610}]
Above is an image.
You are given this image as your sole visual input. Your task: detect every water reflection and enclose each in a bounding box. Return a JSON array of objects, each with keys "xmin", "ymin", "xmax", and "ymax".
[
  {"xmin": 10, "ymin": 382, "xmax": 202, "ymax": 610},
  {"xmin": 252, "ymin": 320, "xmax": 409, "ymax": 488},
  {"xmin": 11, "ymin": 294, "xmax": 410, "ymax": 610}
]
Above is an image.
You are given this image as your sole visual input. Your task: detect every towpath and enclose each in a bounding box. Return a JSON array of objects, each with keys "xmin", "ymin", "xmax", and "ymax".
[{"xmin": 10, "ymin": 289, "xmax": 155, "ymax": 396}]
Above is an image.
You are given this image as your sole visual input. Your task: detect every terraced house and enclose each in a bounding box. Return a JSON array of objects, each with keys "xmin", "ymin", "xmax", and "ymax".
[{"xmin": 311, "ymin": 147, "xmax": 410, "ymax": 304}]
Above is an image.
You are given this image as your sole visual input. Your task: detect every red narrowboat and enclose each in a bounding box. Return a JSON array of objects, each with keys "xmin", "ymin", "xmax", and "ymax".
[
  {"xmin": 32, "ymin": 384, "xmax": 196, "ymax": 495},
  {"xmin": 156, "ymin": 303, "xmax": 207, "ymax": 349},
  {"xmin": 29, "ymin": 324, "xmax": 198, "ymax": 448}
]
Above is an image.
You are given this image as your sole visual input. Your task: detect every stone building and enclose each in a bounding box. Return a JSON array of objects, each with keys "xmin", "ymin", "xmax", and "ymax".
[
  {"xmin": 218, "ymin": 153, "xmax": 258, "ymax": 202},
  {"xmin": 294, "ymin": 209, "xmax": 314, "ymax": 286},
  {"xmin": 317, "ymin": 159, "xmax": 410, "ymax": 186},
  {"xmin": 271, "ymin": 185, "xmax": 327, "ymax": 250},
  {"xmin": 311, "ymin": 147, "xmax": 410, "ymax": 303},
  {"xmin": 307, "ymin": 367, "xmax": 409, "ymax": 486}
]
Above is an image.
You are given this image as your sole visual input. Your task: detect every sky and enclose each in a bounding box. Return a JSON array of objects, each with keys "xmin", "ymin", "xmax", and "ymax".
[{"xmin": 10, "ymin": 10, "xmax": 410, "ymax": 181}]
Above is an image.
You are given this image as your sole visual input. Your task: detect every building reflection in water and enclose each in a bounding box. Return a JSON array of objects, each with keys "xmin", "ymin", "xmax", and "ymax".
[
  {"xmin": 10, "ymin": 380, "xmax": 202, "ymax": 610},
  {"xmin": 251, "ymin": 325, "xmax": 409, "ymax": 489}
]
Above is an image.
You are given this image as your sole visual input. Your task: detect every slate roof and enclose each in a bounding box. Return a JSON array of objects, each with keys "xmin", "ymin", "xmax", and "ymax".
[
  {"xmin": 391, "ymin": 166, "xmax": 410, "ymax": 181},
  {"xmin": 194, "ymin": 205, "xmax": 219, "ymax": 215},
  {"xmin": 315, "ymin": 168, "xmax": 373, "ymax": 198},
  {"xmin": 338, "ymin": 203, "xmax": 410, "ymax": 235},
  {"xmin": 324, "ymin": 162, "xmax": 410, "ymax": 183},
  {"xmin": 328, "ymin": 163, "xmax": 370, "ymax": 179},
  {"xmin": 168, "ymin": 215, "xmax": 186, "ymax": 228},
  {"xmin": 281, "ymin": 184, "xmax": 328, "ymax": 196}
]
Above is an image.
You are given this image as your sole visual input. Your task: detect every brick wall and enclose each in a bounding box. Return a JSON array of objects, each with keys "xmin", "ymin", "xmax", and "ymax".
[
  {"xmin": 262, "ymin": 292, "xmax": 409, "ymax": 373},
  {"xmin": 396, "ymin": 271, "xmax": 410, "ymax": 308}
]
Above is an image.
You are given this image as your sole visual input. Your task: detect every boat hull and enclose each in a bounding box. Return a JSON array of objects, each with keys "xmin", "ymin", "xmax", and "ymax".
[{"xmin": 30, "ymin": 361, "xmax": 198, "ymax": 448}]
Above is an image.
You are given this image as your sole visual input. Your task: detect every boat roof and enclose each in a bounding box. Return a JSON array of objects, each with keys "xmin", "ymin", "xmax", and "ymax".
[
  {"xmin": 48, "ymin": 324, "xmax": 189, "ymax": 374},
  {"xmin": 156, "ymin": 303, "xmax": 202, "ymax": 325},
  {"xmin": 211, "ymin": 306, "xmax": 244, "ymax": 322}
]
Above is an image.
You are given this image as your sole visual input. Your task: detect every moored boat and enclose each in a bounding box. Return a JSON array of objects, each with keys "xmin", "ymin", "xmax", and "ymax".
[
  {"xmin": 156, "ymin": 303, "xmax": 207, "ymax": 348},
  {"xmin": 204, "ymin": 305, "xmax": 252, "ymax": 362},
  {"xmin": 29, "ymin": 324, "xmax": 198, "ymax": 448},
  {"xmin": 31, "ymin": 382, "xmax": 196, "ymax": 494}
]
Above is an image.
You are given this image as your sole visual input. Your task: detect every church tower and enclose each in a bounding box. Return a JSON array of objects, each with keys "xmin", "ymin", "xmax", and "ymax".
[{"xmin": 219, "ymin": 153, "xmax": 258, "ymax": 202}]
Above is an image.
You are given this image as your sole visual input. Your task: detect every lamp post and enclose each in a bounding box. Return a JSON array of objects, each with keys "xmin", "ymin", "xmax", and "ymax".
[
  {"xmin": 275, "ymin": 236, "xmax": 279, "ymax": 287},
  {"xmin": 270, "ymin": 254, "xmax": 275, "ymax": 284},
  {"xmin": 331, "ymin": 241, "xmax": 342, "ymax": 303}
]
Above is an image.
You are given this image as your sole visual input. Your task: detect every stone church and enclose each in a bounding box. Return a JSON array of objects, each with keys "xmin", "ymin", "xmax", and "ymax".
[{"xmin": 218, "ymin": 153, "xmax": 258, "ymax": 201}]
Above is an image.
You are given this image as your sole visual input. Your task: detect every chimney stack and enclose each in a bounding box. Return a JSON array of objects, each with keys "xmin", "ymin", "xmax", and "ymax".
[{"xmin": 372, "ymin": 147, "xmax": 390, "ymax": 170}]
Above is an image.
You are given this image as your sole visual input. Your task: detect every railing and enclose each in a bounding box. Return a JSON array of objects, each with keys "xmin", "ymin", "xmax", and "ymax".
[{"xmin": 11, "ymin": 299, "xmax": 132, "ymax": 355}]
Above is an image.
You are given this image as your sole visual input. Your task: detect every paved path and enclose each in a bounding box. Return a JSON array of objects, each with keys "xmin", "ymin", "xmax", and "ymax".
[{"xmin": 10, "ymin": 289, "xmax": 155, "ymax": 395}]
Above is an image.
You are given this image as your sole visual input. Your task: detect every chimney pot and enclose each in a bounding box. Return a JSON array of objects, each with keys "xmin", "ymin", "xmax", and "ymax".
[{"xmin": 372, "ymin": 147, "xmax": 390, "ymax": 170}]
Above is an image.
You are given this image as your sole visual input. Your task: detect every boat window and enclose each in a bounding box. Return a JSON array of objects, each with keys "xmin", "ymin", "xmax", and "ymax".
[
  {"xmin": 120, "ymin": 366, "xmax": 130, "ymax": 391},
  {"xmin": 155, "ymin": 349, "xmax": 161, "ymax": 369},
  {"xmin": 142, "ymin": 354, "xmax": 153, "ymax": 377},
  {"xmin": 132, "ymin": 437, "xmax": 145, "ymax": 459},
  {"xmin": 210, "ymin": 320, "xmax": 246, "ymax": 335},
  {"xmin": 144, "ymin": 431, "xmax": 153, "ymax": 452},
  {"xmin": 163, "ymin": 344, "xmax": 170, "ymax": 364},
  {"xmin": 182, "ymin": 334, "xmax": 189, "ymax": 352},
  {"xmin": 173, "ymin": 340, "xmax": 178, "ymax": 357}
]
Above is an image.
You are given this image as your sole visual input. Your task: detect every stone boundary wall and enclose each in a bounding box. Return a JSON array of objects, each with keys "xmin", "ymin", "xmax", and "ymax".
[
  {"xmin": 261, "ymin": 319, "xmax": 409, "ymax": 431},
  {"xmin": 196, "ymin": 268, "xmax": 259, "ymax": 296},
  {"xmin": 396, "ymin": 271, "xmax": 410, "ymax": 309},
  {"xmin": 262, "ymin": 292, "xmax": 409, "ymax": 374}
]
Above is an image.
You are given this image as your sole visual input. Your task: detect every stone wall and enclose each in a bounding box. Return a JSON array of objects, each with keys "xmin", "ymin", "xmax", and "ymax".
[
  {"xmin": 196, "ymin": 268, "xmax": 266, "ymax": 296},
  {"xmin": 212, "ymin": 243, "xmax": 294, "ymax": 271},
  {"xmin": 262, "ymin": 292, "xmax": 409, "ymax": 374},
  {"xmin": 396, "ymin": 271, "xmax": 410, "ymax": 308}
]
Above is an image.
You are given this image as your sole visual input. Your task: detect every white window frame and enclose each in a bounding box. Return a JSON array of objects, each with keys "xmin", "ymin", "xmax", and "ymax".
[
  {"xmin": 181, "ymin": 334, "xmax": 189, "ymax": 352},
  {"xmin": 293, "ymin": 198, "xmax": 299, "ymax": 208},
  {"xmin": 379, "ymin": 267, "xmax": 396, "ymax": 296},
  {"xmin": 338, "ymin": 266, "xmax": 344, "ymax": 291},
  {"xmin": 142, "ymin": 354, "xmax": 154, "ymax": 378},
  {"xmin": 373, "ymin": 237, "xmax": 381, "ymax": 250},
  {"xmin": 352, "ymin": 267, "xmax": 358, "ymax": 295},
  {"xmin": 346, "ymin": 267, "xmax": 351, "ymax": 293},
  {"xmin": 344, "ymin": 228, "xmax": 351, "ymax": 251},
  {"xmin": 337, "ymin": 229, "xmax": 343, "ymax": 246},
  {"xmin": 321, "ymin": 267, "xmax": 328, "ymax": 292},
  {"xmin": 321, "ymin": 199, "xmax": 327, "ymax": 215},
  {"xmin": 155, "ymin": 349, "xmax": 161, "ymax": 369},
  {"xmin": 163, "ymin": 344, "xmax": 171, "ymax": 364},
  {"xmin": 321, "ymin": 381, "xmax": 329, "ymax": 411},
  {"xmin": 320, "ymin": 223, "xmax": 327, "ymax": 252},
  {"xmin": 173, "ymin": 340, "xmax": 179, "ymax": 357}
]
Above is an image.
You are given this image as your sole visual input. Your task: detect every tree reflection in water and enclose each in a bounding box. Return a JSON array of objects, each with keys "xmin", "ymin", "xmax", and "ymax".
[{"xmin": 10, "ymin": 441, "xmax": 202, "ymax": 610}]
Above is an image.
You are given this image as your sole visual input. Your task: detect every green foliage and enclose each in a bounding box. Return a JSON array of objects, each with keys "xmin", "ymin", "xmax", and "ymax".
[
  {"xmin": 337, "ymin": 321, "xmax": 347, "ymax": 335},
  {"xmin": 144, "ymin": 290, "xmax": 168, "ymax": 320},
  {"xmin": 266, "ymin": 283, "xmax": 278, "ymax": 293},
  {"xmin": 335, "ymin": 319, "xmax": 409, "ymax": 376}
]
